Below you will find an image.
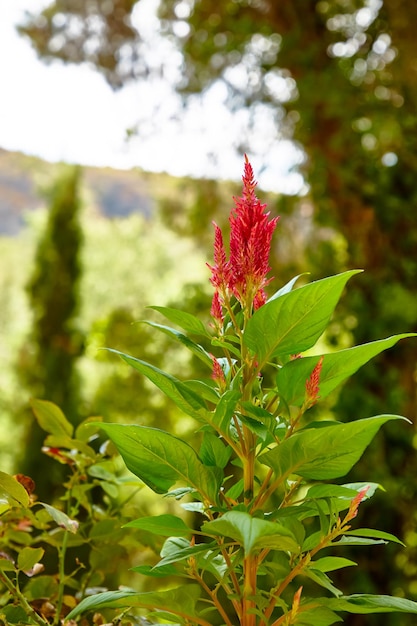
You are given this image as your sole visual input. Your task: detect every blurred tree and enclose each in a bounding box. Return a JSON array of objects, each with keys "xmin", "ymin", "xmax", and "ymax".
[
  {"xmin": 18, "ymin": 0, "xmax": 417, "ymax": 619},
  {"xmin": 18, "ymin": 0, "xmax": 140, "ymax": 88},
  {"xmin": 17, "ymin": 166, "xmax": 84, "ymax": 498}
]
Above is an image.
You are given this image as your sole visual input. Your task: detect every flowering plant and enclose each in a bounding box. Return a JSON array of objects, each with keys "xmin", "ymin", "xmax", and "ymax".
[{"xmin": 68, "ymin": 157, "xmax": 417, "ymax": 625}]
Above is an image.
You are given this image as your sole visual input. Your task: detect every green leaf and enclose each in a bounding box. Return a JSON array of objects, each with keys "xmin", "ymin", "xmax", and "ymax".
[
  {"xmin": 98, "ymin": 423, "xmax": 220, "ymax": 503},
  {"xmin": 225, "ymin": 478, "xmax": 244, "ymax": 500},
  {"xmin": 108, "ymin": 349, "xmax": 209, "ymax": 421},
  {"xmin": 212, "ymin": 389, "xmax": 241, "ymax": 433},
  {"xmin": 158, "ymin": 537, "xmax": 218, "ymax": 567},
  {"xmin": 131, "ymin": 563, "xmax": 181, "ymax": 577},
  {"xmin": 142, "ymin": 321, "xmax": 213, "ymax": 367},
  {"xmin": 237, "ymin": 414, "xmax": 272, "ymax": 442},
  {"xmin": 30, "ymin": 399, "xmax": 73, "ymax": 438},
  {"xmin": 182, "ymin": 379, "xmax": 219, "ymax": 404},
  {"xmin": 66, "ymin": 586, "xmax": 202, "ymax": 621},
  {"xmin": 199, "ymin": 432, "xmax": 232, "ymax": 468},
  {"xmin": 243, "ymin": 270, "xmax": 361, "ymax": 365},
  {"xmin": 292, "ymin": 605, "xmax": 343, "ymax": 625},
  {"xmin": 0, "ymin": 471, "xmax": 30, "ymax": 507},
  {"xmin": 276, "ymin": 334, "xmax": 417, "ymax": 406},
  {"xmin": 23, "ymin": 575, "xmax": 59, "ymax": 602},
  {"xmin": 211, "ymin": 337, "xmax": 242, "ymax": 358},
  {"xmin": 321, "ymin": 594, "xmax": 417, "ymax": 614},
  {"xmin": 343, "ymin": 528, "xmax": 405, "ymax": 546},
  {"xmin": 201, "ymin": 510, "xmax": 299, "ymax": 555},
  {"xmin": 334, "ymin": 536, "xmax": 387, "ymax": 547},
  {"xmin": 149, "ymin": 305, "xmax": 210, "ymax": 336},
  {"xmin": 17, "ymin": 547, "xmax": 44, "ymax": 572},
  {"xmin": 311, "ymin": 557, "xmax": 357, "ymax": 573},
  {"xmin": 306, "ymin": 485, "xmax": 359, "ymax": 500},
  {"xmin": 38, "ymin": 502, "xmax": 79, "ymax": 533},
  {"xmin": 0, "ymin": 606, "xmax": 32, "ymax": 624},
  {"xmin": 260, "ymin": 415, "xmax": 406, "ymax": 481},
  {"xmin": 124, "ymin": 514, "xmax": 192, "ymax": 537},
  {"xmin": 303, "ymin": 568, "xmax": 343, "ymax": 597},
  {"xmin": 266, "ymin": 273, "xmax": 308, "ymax": 302},
  {"xmin": 0, "ymin": 557, "xmax": 15, "ymax": 571},
  {"xmin": 195, "ymin": 550, "xmax": 228, "ymax": 580}
]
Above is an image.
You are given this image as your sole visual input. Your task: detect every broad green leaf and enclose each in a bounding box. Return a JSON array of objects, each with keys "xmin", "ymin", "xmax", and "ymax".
[
  {"xmin": 303, "ymin": 530, "xmax": 326, "ymax": 552},
  {"xmin": 306, "ymin": 485, "xmax": 359, "ymax": 500},
  {"xmin": 321, "ymin": 594, "xmax": 417, "ymax": 614},
  {"xmin": 240, "ymin": 402, "xmax": 276, "ymax": 430},
  {"xmin": 334, "ymin": 536, "xmax": 387, "ymax": 547},
  {"xmin": 131, "ymin": 564, "xmax": 182, "ymax": 577},
  {"xmin": 17, "ymin": 547, "xmax": 44, "ymax": 572},
  {"xmin": 98, "ymin": 423, "xmax": 220, "ymax": 503},
  {"xmin": 124, "ymin": 514, "xmax": 192, "ymax": 537},
  {"xmin": 291, "ymin": 605, "xmax": 343, "ymax": 625},
  {"xmin": 212, "ymin": 389, "xmax": 241, "ymax": 433},
  {"xmin": 303, "ymin": 568, "xmax": 343, "ymax": 597},
  {"xmin": 158, "ymin": 536, "xmax": 218, "ymax": 567},
  {"xmin": 276, "ymin": 334, "xmax": 417, "ymax": 407},
  {"xmin": 108, "ymin": 349, "xmax": 209, "ymax": 421},
  {"xmin": 75, "ymin": 415, "xmax": 103, "ymax": 441},
  {"xmin": 260, "ymin": 415, "xmax": 406, "ymax": 481},
  {"xmin": 237, "ymin": 414, "xmax": 272, "ymax": 442},
  {"xmin": 199, "ymin": 432, "xmax": 232, "ymax": 468},
  {"xmin": 343, "ymin": 528, "xmax": 404, "ymax": 546},
  {"xmin": 30, "ymin": 399, "xmax": 73, "ymax": 438},
  {"xmin": 39, "ymin": 502, "xmax": 79, "ymax": 533},
  {"xmin": 1, "ymin": 606, "xmax": 32, "ymax": 624},
  {"xmin": 195, "ymin": 550, "xmax": 228, "ymax": 580},
  {"xmin": 0, "ymin": 557, "xmax": 15, "ymax": 571},
  {"xmin": 266, "ymin": 273, "xmax": 308, "ymax": 302},
  {"xmin": 23, "ymin": 575, "xmax": 59, "ymax": 602},
  {"xmin": 201, "ymin": 510, "xmax": 299, "ymax": 555},
  {"xmin": 66, "ymin": 586, "xmax": 202, "ymax": 621},
  {"xmin": 243, "ymin": 270, "xmax": 361, "ymax": 365},
  {"xmin": 225, "ymin": 478, "xmax": 244, "ymax": 500},
  {"xmin": 211, "ymin": 337, "xmax": 242, "ymax": 358},
  {"xmin": 311, "ymin": 557, "xmax": 357, "ymax": 573},
  {"xmin": 142, "ymin": 321, "xmax": 212, "ymax": 367},
  {"xmin": 0, "ymin": 471, "xmax": 30, "ymax": 507},
  {"xmin": 149, "ymin": 305, "xmax": 210, "ymax": 336},
  {"xmin": 42, "ymin": 434, "xmax": 96, "ymax": 457},
  {"xmin": 182, "ymin": 379, "xmax": 219, "ymax": 404}
]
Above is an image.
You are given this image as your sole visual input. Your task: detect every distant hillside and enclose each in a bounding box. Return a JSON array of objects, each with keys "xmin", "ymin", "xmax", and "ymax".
[{"xmin": 0, "ymin": 148, "xmax": 164, "ymax": 235}]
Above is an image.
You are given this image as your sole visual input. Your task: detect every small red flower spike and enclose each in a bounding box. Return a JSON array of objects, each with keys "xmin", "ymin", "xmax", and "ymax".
[
  {"xmin": 210, "ymin": 290, "xmax": 224, "ymax": 325},
  {"xmin": 228, "ymin": 155, "xmax": 279, "ymax": 305},
  {"xmin": 345, "ymin": 486, "xmax": 370, "ymax": 523},
  {"xmin": 210, "ymin": 354, "xmax": 226, "ymax": 387},
  {"xmin": 305, "ymin": 356, "xmax": 324, "ymax": 407},
  {"xmin": 208, "ymin": 155, "xmax": 279, "ymax": 313}
]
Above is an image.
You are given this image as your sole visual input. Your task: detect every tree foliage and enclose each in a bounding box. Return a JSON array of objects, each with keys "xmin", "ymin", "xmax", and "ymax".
[{"xmin": 17, "ymin": 166, "xmax": 84, "ymax": 497}]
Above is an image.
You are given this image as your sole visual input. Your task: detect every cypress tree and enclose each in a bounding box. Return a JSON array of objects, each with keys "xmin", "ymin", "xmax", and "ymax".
[{"xmin": 17, "ymin": 165, "xmax": 84, "ymax": 498}]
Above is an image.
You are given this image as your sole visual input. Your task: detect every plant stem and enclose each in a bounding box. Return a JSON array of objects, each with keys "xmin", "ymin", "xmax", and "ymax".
[
  {"xmin": 242, "ymin": 554, "xmax": 258, "ymax": 626},
  {"xmin": 221, "ymin": 546, "xmax": 243, "ymax": 603},
  {"xmin": 193, "ymin": 571, "xmax": 235, "ymax": 626},
  {"xmin": 250, "ymin": 468, "xmax": 273, "ymax": 511},
  {"xmin": 0, "ymin": 573, "xmax": 49, "ymax": 626},
  {"xmin": 54, "ymin": 529, "xmax": 69, "ymax": 625}
]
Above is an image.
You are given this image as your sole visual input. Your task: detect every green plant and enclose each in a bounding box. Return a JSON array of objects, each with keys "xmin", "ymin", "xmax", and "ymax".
[
  {"xmin": 49, "ymin": 158, "xmax": 417, "ymax": 623},
  {"xmin": 0, "ymin": 400, "xmax": 144, "ymax": 626}
]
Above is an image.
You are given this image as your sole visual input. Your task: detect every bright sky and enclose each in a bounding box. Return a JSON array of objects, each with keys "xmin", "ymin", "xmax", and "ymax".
[{"xmin": 0, "ymin": 0, "xmax": 304, "ymax": 192}]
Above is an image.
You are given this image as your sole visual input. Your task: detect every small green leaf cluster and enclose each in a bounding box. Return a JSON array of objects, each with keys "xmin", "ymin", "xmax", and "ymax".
[
  {"xmin": 65, "ymin": 270, "xmax": 417, "ymax": 625},
  {"xmin": 0, "ymin": 400, "xmax": 145, "ymax": 626}
]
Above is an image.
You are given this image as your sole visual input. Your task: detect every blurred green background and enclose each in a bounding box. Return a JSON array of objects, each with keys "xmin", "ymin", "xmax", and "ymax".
[{"xmin": 1, "ymin": 2, "xmax": 417, "ymax": 624}]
